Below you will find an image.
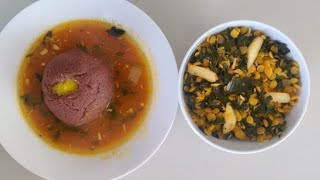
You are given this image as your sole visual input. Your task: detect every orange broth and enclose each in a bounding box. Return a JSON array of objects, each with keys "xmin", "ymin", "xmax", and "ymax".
[{"xmin": 17, "ymin": 19, "xmax": 152, "ymax": 155}]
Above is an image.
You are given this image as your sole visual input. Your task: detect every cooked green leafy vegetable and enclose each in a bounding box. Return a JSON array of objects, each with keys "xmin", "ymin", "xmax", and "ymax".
[
  {"xmin": 183, "ymin": 26, "xmax": 301, "ymax": 142},
  {"xmin": 42, "ymin": 31, "xmax": 52, "ymax": 45},
  {"xmin": 107, "ymin": 26, "xmax": 126, "ymax": 37}
]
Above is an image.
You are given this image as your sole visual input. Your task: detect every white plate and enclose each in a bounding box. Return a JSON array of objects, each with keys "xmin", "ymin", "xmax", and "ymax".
[{"xmin": 0, "ymin": 0, "xmax": 178, "ymax": 179}]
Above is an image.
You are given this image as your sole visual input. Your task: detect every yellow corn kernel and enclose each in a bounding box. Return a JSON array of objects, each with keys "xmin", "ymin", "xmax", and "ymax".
[
  {"xmin": 183, "ymin": 86, "xmax": 189, "ymax": 92},
  {"xmin": 257, "ymin": 65, "xmax": 265, "ymax": 72},
  {"xmin": 240, "ymin": 26, "xmax": 248, "ymax": 34},
  {"xmin": 257, "ymin": 135, "xmax": 264, "ymax": 143},
  {"xmin": 207, "ymin": 113, "xmax": 216, "ymax": 121},
  {"xmin": 234, "ymin": 110, "xmax": 242, "ymax": 121},
  {"xmin": 212, "ymin": 108, "xmax": 220, "ymax": 114},
  {"xmin": 240, "ymin": 111, "xmax": 247, "ymax": 118},
  {"xmin": 263, "ymin": 119, "xmax": 269, "ymax": 127},
  {"xmin": 269, "ymin": 73, "xmax": 276, "ymax": 80},
  {"xmin": 290, "ymin": 66, "xmax": 299, "ymax": 75},
  {"xmin": 272, "ymin": 118, "xmax": 281, "ymax": 126},
  {"xmin": 230, "ymin": 28, "xmax": 240, "ymax": 38},
  {"xmin": 269, "ymin": 80, "xmax": 278, "ymax": 89},
  {"xmin": 206, "ymin": 35, "xmax": 211, "ymax": 43},
  {"xmin": 195, "ymin": 103, "xmax": 201, "ymax": 110},
  {"xmin": 196, "ymin": 77, "xmax": 202, "ymax": 82},
  {"xmin": 268, "ymin": 51, "xmax": 274, "ymax": 59},
  {"xmin": 209, "ymin": 36, "xmax": 216, "ymax": 44},
  {"xmin": 253, "ymin": 72, "xmax": 261, "ymax": 79},
  {"xmin": 264, "ymin": 67, "xmax": 273, "ymax": 78},
  {"xmin": 291, "ymin": 95, "xmax": 299, "ymax": 101},
  {"xmin": 248, "ymin": 65, "xmax": 256, "ymax": 74},
  {"xmin": 277, "ymin": 108, "xmax": 285, "ymax": 113},
  {"xmin": 283, "ymin": 86, "xmax": 294, "ymax": 94},
  {"xmin": 193, "ymin": 62, "xmax": 201, "ymax": 66},
  {"xmin": 263, "ymin": 61, "xmax": 271, "ymax": 68},
  {"xmin": 290, "ymin": 78, "xmax": 299, "ymax": 84},
  {"xmin": 254, "ymin": 87, "xmax": 260, "ymax": 94},
  {"xmin": 268, "ymin": 114, "xmax": 275, "ymax": 121},
  {"xmin": 204, "ymin": 88, "xmax": 212, "ymax": 96},
  {"xmin": 246, "ymin": 116, "xmax": 254, "ymax": 124},
  {"xmin": 204, "ymin": 129, "xmax": 212, "ymax": 136},
  {"xmin": 256, "ymin": 127, "xmax": 266, "ymax": 135},
  {"xmin": 234, "ymin": 69, "xmax": 246, "ymax": 77},
  {"xmin": 208, "ymin": 125, "xmax": 215, "ymax": 131},
  {"xmin": 249, "ymin": 96, "xmax": 258, "ymax": 106},
  {"xmin": 217, "ymin": 112, "xmax": 224, "ymax": 119},
  {"xmin": 279, "ymin": 117, "xmax": 286, "ymax": 124},
  {"xmin": 274, "ymin": 67, "xmax": 282, "ymax": 74},
  {"xmin": 229, "ymin": 95, "xmax": 236, "ymax": 101},
  {"xmin": 253, "ymin": 30, "xmax": 262, "ymax": 37},
  {"xmin": 257, "ymin": 52, "xmax": 265, "ymax": 60},
  {"xmin": 204, "ymin": 107, "xmax": 212, "ymax": 113},
  {"xmin": 256, "ymin": 58, "xmax": 263, "ymax": 65},
  {"xmin": 270, "ymin": 46, "xmax": 278, "ymax": 53},
  {"xmin": 203, "ymin": 58, "xmax": 210, "ymax": 67},
  {"xmin": 265, "ymin": 133, "xmax": 272, "ymax": 140},
  {"xmin": 196, "ymin": 118, "xmax": 205, "ymax": 126},
  {"xmin": 217, "ymin": 34, "xmax": 225, "ymax": 44},
  {"xmin": 235, "ymin": 129, "xmax": 247, "ymax": 140},
  {"xmin": 293, "ymin": 84, "xmax": 301, "ymax": 90},
  {"xmin": 293, "ymin": 61, "xmax": 299, "ymax": 67},
  {"xmin": 197, "ymin": 46, "xmax": 202, "ymax": 52},
  {"xmin": 239, "ymin": 46, "xmax": 248, "ymax": 55},
  {"xmin": 189, "ymin": 86, "xmax": 196, "ymax": 93}
]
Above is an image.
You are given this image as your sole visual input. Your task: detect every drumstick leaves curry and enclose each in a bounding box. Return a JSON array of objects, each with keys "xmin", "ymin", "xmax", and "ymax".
[{"xmin": 183, "ymin": 26, "xmax": 301, "ymax": 142}]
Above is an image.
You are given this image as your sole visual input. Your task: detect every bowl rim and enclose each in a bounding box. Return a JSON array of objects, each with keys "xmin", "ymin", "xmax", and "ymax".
[{"xmin": 178, "ymin": 20, "xmax": 310, "ymax": 154}]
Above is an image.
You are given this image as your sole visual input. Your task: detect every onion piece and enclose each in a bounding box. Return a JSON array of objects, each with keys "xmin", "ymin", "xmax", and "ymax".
[
  {"xmin": 223, "ymin": 103, "xmax": 237, "ymax": 134},
  {"xmin": 266, "ymin": 92, "xmax": 291, "ymax": 103},
  {"xmin": 247, "ymin": 36, "xmax": 264, "ymax": 69},
  {"xmin": 187, "ymin": 64, "xmax": 218, "ymax": 83},
  {"xmin": 128, "ymin": 65, "xmax": 142, "ymax": 84}
]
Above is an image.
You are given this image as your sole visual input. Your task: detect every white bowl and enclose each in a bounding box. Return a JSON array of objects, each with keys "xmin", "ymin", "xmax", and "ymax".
[
  {"xmin": 0, "ymin": 0, "xmax": 178, "ymax": 179},
  {"xmin": 178, "ymin": 20, "xmax": 310, "ymax": 154}
]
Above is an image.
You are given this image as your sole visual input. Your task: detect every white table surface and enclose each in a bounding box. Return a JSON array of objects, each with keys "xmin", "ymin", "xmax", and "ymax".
[{"xmin": 1, "ymin": 0, "xmax": 320, "ymax": 179}]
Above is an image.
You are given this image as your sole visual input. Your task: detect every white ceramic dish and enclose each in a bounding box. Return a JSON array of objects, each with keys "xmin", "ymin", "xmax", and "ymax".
[
  {"xmin": 0, "ymin": 0, "xmax": 178, "ymax": 179},
  {"xmin": 178, "ymin": 20, "xmax": 310, "ymax": 154}
]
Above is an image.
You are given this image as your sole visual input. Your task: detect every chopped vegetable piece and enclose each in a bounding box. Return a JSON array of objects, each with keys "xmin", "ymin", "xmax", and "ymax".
[
  {"xmin": 266, "ymin": 92, "xmax": 290, "ymax": 103},
  {"xmin": 187, "ymin": 64, "xmax": 218, "ymax": 82},
  {"xmin": 107, "ymin": 26, "xmax": 126, "ymax": 37},
  {"xmin": 128, "ymin": 65, "xmax": 142, "ymax": 84},
  {"xmin": 226, "ymin": 77, "xmax": 252, "ymax": 94},
  {"xmin": 223, "ymin": 103, "xmax": 236, "ymax": 134},
  {"xmin": 247, "ymin": 36, "xmax": 264, "ymax": 69}
]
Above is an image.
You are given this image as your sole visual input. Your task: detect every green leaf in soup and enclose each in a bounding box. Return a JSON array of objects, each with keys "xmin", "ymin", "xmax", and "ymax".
[
  {"xmin": 107, "ymin": 26, "xmax": 126, "ymax": 37},
  {"xmin": 35, "ymin": 73, "xmax": 42, "ymax": 82},
  {"xmin": 20, "ymin": 93, "xmax": 43, "ymax": 107},
  {"xmin": 42, "ymin": 31, "xmax": 52, "ymax": 45},
  {"xmin": 75, "ymin": 43, "xmax": 87, "ymax": 53},
  {"xmin": 226, "ymin": 77, "xmax": 253, "ymax": 94}
]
